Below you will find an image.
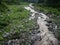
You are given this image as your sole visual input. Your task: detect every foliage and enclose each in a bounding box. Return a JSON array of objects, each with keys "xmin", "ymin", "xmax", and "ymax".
[
  {"xmin": 38, "ymin": 0, "xmax": 60, "ymax": 7},
  {"xmin": 0, "ymin": 1, "xmax": 33, "ymax": 43},
  {"xmin": 34, "ymin": 4, "xmax": 60, "ymax": 15}
]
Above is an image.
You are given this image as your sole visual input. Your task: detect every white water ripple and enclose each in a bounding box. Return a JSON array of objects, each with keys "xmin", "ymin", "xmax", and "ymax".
[{"xmin": 24, "ymin": 3, "xmax": 59, "ymax": 45}]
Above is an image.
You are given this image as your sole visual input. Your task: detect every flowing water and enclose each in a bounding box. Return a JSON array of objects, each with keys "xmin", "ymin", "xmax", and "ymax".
[
  {"xmin": 1, "ymin": 3, "xmax": 59, "ymax": 45},
  {"xmin": 24, "ymin": 3, "xmax": 59, "ymax": 45}
]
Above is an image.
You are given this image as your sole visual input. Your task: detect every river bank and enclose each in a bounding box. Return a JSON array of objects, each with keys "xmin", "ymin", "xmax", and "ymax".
[
  {"xmin": 34, "ymin": 3, "xmax": 60, "ymax": 42},
  {"xmin": 24, "ymin": 3, "xmax": 59, "ymax": 45},
  {"xmin": 0, "ymin": 3, "xmax": 59, "ymax": 45}
]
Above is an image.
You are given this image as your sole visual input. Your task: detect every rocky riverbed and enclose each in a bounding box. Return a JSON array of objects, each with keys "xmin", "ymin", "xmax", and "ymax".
[
  {"xmin": 1, "ymin": 3, "xmax": 59, "ymax": 45},
  {"xmin": 24, "ymin": 3, "xmax": 59, "ymax": 45}
]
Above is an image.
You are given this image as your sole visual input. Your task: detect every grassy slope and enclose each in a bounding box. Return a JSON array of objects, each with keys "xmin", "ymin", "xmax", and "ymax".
[
  {"xmin": 0, "ymin": 2, "xmax": 36, "ymax": 42},
  {"xmin": 34, "ymin": 4, "xmax": 60, "ymax": 15}
]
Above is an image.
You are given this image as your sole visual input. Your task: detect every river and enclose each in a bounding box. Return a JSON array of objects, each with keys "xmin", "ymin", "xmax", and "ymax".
[{"xmin": 24, "ymin": 3, "xmax": 59, "ymax": 45}]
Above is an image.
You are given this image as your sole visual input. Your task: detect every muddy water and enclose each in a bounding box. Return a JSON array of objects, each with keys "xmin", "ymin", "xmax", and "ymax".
[{"xmin": 24, "ymin": 3, "xmax": 59, "ymax": 45}]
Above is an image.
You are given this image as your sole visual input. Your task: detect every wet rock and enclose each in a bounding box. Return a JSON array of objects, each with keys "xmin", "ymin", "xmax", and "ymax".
[
  {"xmin": 58, "ymin": 27, "xmax": 60, "ymax": 30},
  {"xmin": 37, "ymin": 30, "xmax": 40, "ymax": 33},
  {"xmin": 46, "ymin": 19, "xmax": 52, "ymax": 23},
  {"xmin": 1, "ymin": 3, "xmax": 59, "ymax": 45},
  {"xmin": 46, "ymin": 23, "xmax": 50, "ymax": 27}
]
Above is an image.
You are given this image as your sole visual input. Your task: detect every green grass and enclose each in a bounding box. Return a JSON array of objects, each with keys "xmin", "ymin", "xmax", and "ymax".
[
  {"xmin": 0, "ymin": 2, "xmax": 36, "ymax": 42},
  {"xmin": 34, "ymin": 4, "xmax": 60, "ymax": 24},
  {"xmin": 34, "ymin": 4, "xmax": 60, "ymax": 15}
]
